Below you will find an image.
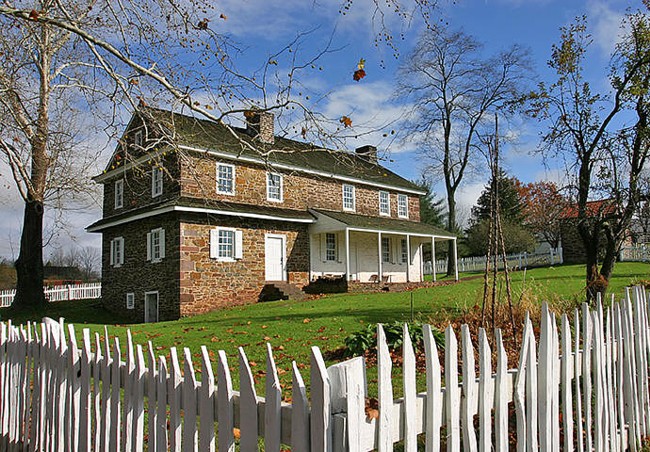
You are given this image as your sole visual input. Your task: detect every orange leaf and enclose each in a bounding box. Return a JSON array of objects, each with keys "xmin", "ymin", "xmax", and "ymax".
[
  {"xmin": 233, "ymin": 428, "xmax": 241, "ymax": 439},
  {"xmin": 353, "ymin": 68, "xmax": 366, "ymax": 82},
  {"xmin": 303, "ymin": 318, "xmax": 312, "ymax": 324},
  {"xmin": 29, "ymin": 9, "xmax": 39, "ymax": 21},
  {"xmin": 197, "ymin": 18, "xmax": 209, "ymax": 30},
  {"xmin": 220, "ymin": 13, "xmax": 227, "ymax": 20},
  {"xmin": 340, "ymin": 116, "xmax": 352, "ymax": 128}
]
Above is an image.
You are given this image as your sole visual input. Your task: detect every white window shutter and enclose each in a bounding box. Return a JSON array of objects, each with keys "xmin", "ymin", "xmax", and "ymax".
[
  {"xmin": 160, "ymin": 229, "xmax": 166, "ymax": 259},
  {"xmin": 110, "ymin": 240, "xmax": 115, "ymax": 266},
  {"xmin": 209, "ymin": 229, "xmax": 218, "ymax": 259},
  {"xmin": 146, "ymin": 232, "xmax": 152, "ymax": 261},
  {"xmin": 235, "ymin": 230, "xmax": 243, "ymax": 259},
  {"xmin": 119, "ymin": 238, "xmax": 125, "ymax": 265}
]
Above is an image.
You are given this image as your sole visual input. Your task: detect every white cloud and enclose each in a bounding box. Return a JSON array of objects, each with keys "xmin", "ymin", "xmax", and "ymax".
[{"xmin": 587, "ymin": 0, "xmax": 627, "ymax": 56}]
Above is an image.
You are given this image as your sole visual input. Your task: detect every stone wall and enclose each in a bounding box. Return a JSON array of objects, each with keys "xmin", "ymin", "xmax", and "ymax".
[
  {"xmin": 181, "ymin": 154, "xmax": 421, "ymax": 221},
  {"xmin": 178, "ymin": 215, "xmax": 310, "ymax": 316},
  {"xmin": 102, "ymin": 153, "xmax": 181, "ymax": 217},
  {"xmin": 101, "ymin": 213, "xmax": 180, "ymax": 322}
]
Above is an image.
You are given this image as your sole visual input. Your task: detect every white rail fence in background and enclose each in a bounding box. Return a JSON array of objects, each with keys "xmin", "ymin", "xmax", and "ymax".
[
  {"xmin": 0, "ymin": 282, "xmax": 101, "ymax": 307},
  {"xmin": 1, "ymin": 287, "xmax": 649, "ymax": 451},
  {"xmin": 426, "ymin": 247, "xmax": 564, "ymax": 275},
  {"xmin": 620, "ymin": 245, "xmax": 650, "ymax": 262}
]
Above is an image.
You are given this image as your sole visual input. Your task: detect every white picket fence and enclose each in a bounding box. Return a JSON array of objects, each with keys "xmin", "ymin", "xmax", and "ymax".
[
  {"xmin": 0, "ymin": 282, "xmax": 102, "ymax": 307},
  {"xmin": 426, "ymin": 247, "xmax": 564, "ymax": 275},
  {"xmin": 620, "ymin": 245, "xmax": 650, "ymax": 262},
  {"xmin": 0, "ymin": 287, "xmax": 649, "ymax": 451}
]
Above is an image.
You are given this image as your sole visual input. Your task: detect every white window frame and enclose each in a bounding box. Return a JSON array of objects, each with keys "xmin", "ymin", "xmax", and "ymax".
[
  {"xmin": 109, "ymin": 237, "xmax": 125, "ymax": 268},
  {"xmin": 114, "ymin": 179, "xmax": 124, "ymax": 209},
  {"xmin": 126, "ymin": 292, "xmax": 135, "ymax": 309},
  {"xmin": 210, "ymin": 227, "xmax": 244, "ymax": 261},
  {"xmin": 325, "ymin": 233, "xmax": 337, "ymax": 262},
  {"xmin": 216, "ymin": 163, "xmax": 236, "ymax": 195},
  {"xmin": 400, "ymin": 238, "xmax": 408, "ymax": 264},
  {"xmin": 379, "ymin": 191, "xmax": 390, "ymax": 216},
  {"xmin": 146, "ymin": 228, "xmax": 166, "ymax": 263},
  {"xmin": 266, "ymin": 172, "xmax": 283, "ymax": 202},
  {"xmin": 343, "ymin": 184, "xmax": 356, "ymax": 211},
  {"xmin": 381, "ymin": 236, "xmax": 391, "ymax": 263},
  {"xmin": 398, "ymin": 194, "xmax": 409, "ymax": 218},
  {"xmin": 151, "ymin": 166, "xmax": 163, "ymax": 198}
]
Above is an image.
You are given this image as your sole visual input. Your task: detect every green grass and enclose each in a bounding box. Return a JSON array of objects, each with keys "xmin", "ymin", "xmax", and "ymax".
[{"xmin": 3, "ymin": 262, "xmax": 649, "ymax": 397}]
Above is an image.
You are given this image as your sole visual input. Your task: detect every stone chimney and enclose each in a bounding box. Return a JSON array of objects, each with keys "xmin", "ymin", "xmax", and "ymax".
[
  {"xmin": 245, "ymin": 110, "xmax": 275, "ymax": 144},
  {"xmin": 355, "ymin": 145, "xmax": 377, "ymax": 164}
]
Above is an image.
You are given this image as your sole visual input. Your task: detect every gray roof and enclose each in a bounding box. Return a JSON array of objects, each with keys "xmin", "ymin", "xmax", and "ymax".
[
  {"xmin": 311, "ymin": 209, "xmax": 456, "ymax": 238},
  {"xmin": 103, "ymin": 107, "xmax": 423, "ymax": 193}
]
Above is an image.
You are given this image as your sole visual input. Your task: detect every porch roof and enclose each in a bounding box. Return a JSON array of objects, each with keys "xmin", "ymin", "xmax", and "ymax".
[{"xmin": 310, "ymin": 209, "xmax": 456, "ymax": 239}]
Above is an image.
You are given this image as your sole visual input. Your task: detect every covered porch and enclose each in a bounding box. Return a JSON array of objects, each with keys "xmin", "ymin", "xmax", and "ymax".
[{"xmin": 308, "ymin": 209, "xmax": 458, "ymax": 284}]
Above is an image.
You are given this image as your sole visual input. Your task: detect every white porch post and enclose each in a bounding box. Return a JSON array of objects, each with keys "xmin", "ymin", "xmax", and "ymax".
[
  {"xmin": 452, "ymin": 237, "xmax": 459, "ymax": 281},
  {"xmin": 345, "ymin": 228, "xmax": 351, "ymax": 281},
  {"xmin": 406, "ymin": 234, "xmax": 411, "ymax": 283},
  {"xmin": 431, "ymin": 236, "xmax": 437, "ymax": 282},
  {"xmin": 377, "ymin": 232, "xmax": 383, "ymax": 281}
]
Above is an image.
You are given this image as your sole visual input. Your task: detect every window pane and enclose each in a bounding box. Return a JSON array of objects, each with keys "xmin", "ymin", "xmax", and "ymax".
[
  {"xmin": 382, "ymin": 237, "xmax": 390, "ymax": 263},
  {"xmin": 218, "ymin": 165, "xmax": 233, "ymax": 193},
  {"xmin": 379, "ymin": 191, "xmax": 389, "ymax": 214},
  {"xmin": 326, "ymin": 233, "xmax": 337, "ymax": 261},
  {"xmin": 218, "ymin": 230, "xmax": 234, "ymax": 258},
  {"xmin": 268, "ymin": 173, "xmax": 282, "ymax": 200},
  {"xmin": 401, "ymin": 239, "xmax": 408, "ymax": 263},
  {"xmin": 398, "ymin": 195, "xmax": 408, "ymax": 217},
  {"xmin": 343, "ymin": 185, "xmax": 355, "ymax": 210}
]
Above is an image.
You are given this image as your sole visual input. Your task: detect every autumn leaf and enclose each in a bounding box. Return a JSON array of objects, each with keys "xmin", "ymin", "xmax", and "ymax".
[
  {"xmin": 302, "ymin": 318, "xmax": 312, "ymax": 324},
  {"xmin": 340, "ymin": 116, "xmax": 352, "ymax": 128},
  {"xmin": 353, "ymin": 58, "xmax": 367, "ymax": 81},
  {"xmin": 233, "ymin": 428, "xmax": 241, "ymax": 439},
  {"xmin": 129, "ymin": 78, "xmax": 139, "ymax": 86},
  {"xmin": 301, "ymin": 127, "xmax": 307, "ymax": 138},
  {"xmin": 219, "ymin": 13, "xmax": 227, "ymax": 20},
  {"xmin": 197, "ymin": 18, "xmax": 209, "ymax": 30},
  {"xmin": 29, "ymin": 10, "xmax": 39, "ymax": 21},
  {"xmin": 365, "ymin": 397, "xmax": 379, "ymax": 421}
]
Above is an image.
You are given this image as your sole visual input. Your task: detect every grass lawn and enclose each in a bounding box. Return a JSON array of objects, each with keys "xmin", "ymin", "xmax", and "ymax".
[{"xmin": 2, "ymin": 262, "xmax": 649, "ymax": 396}]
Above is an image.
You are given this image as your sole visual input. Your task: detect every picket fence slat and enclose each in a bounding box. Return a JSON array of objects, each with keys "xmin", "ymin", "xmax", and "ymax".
[
  {"xmin": 2, "ymin": 287, "xmax": 650, "ymax": 452},
  {"xmin": 199, "ymin": 346, "xmax": 216, "ymax": 452}
]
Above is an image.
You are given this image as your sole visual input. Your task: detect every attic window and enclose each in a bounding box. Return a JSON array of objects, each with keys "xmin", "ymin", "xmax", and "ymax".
[{"xmin": 133, "ymin": 130, "xmax": 143, "ymax": 147}]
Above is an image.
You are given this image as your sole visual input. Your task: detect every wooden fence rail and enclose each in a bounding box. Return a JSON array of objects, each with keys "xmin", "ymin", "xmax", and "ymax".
[{"xmin": 0, "ymin": 286, "xmax": 649, "ymax": 451}]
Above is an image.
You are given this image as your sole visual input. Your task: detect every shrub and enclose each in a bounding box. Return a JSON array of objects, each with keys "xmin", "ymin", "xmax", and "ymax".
[{"xmin": 343, "ymin": 321, "xmax": 444, "ymax": 357}]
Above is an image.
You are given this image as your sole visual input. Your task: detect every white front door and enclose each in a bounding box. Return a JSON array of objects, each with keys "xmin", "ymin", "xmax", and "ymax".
[{"xmin": 265, "ymin": 235, "xmax": 286, "ymax": 281}]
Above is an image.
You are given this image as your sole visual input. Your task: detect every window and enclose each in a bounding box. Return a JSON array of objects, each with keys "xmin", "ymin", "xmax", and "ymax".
[
  {"xmin": 325, "ymin": 233, "xmax": 337, "ymax": 261},
  {"xmin": 146, "ymin": 228, "xmax": 166, "ymax": 263},
  {"xmin": 267, "ymin": 172, "xmax": 283, "ymax": 202},
  {"xmin": 379, "ymin": 191, "xmax": 390, "ymax": 216},
  {"xmin": 151, "ymin": 166, "xmax": 163, "ymax": 198},
  {"xmin": 134, "ymin": 130, "xmax": 143, "ymax": 147},
  {"xmin": 398, "ymin": 194, "xmax": 408, "ymax": 218},
  {"xmin": 210, "ymin": 228, "xmax": 243, "ymax": 261},
  {"xmin": 115, "ymin": 179, "xmax": 124, "ymax": 209},
  {"xmin": 381, "ymin": 237, "xmax": 391, "ymax": 263},
  {"xmin": 217, "ymin": 163, "xmax": 235, "ymax": 195},
  {"xmin": 401, "ymin": 238, "xmax": 408, "ymax": 264},
  {"xmin": 110, "ymin": 237, "xmax": 124, "ymax": 267},
  {"xmin": 343, "ymin": 184, "xmax": 355, "ymax": 211},
  {"xmin": 126, "ymin": 293, "xmax": 135, "ymax": 310}
]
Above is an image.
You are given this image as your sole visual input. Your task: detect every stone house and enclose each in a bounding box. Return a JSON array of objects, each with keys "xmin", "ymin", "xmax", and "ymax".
[{"xmin": 87, "ymin": 108, "xmax": 457, "ymax": 322}]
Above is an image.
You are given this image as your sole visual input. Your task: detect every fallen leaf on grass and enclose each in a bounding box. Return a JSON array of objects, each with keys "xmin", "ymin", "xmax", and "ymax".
[{"xmin": 303, "ymin": 318, "xmax": 311, "ymax": 324}]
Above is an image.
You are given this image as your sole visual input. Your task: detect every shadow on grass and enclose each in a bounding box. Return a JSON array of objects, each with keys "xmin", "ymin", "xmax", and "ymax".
[{"xmin": 1, "ymin": 298, "xmax": 133, "ymax": 327}]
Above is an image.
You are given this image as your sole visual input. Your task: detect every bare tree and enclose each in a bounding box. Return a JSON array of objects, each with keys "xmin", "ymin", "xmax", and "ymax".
[
  {"xmin": 529, "ymin": 10, "xmax": 650, "ymax": 300},
  {"xmin": 396, "ymin": 28, "xmax": 531, "ymax": 277}
]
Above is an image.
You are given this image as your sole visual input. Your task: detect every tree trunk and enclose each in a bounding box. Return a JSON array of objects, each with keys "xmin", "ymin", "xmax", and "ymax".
[
  {"xmin": 446, "ymin": 191, "xmax": 457, "ymax": 277},
  {"xmin": 13, "ymin": 199, "xmax": 46, "ymax": 308},
  {"xmin": 581, "ymin": 223, "xmax": 607, "ymax": 303}
]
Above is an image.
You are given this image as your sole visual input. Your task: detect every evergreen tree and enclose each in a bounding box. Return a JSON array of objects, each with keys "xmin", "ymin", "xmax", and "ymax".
[{"xmin": 415, "ymin": 179, "xmax": 446, "ymax": 228}]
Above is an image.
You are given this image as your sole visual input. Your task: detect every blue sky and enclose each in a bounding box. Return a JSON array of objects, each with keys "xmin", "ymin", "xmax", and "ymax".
[{"xmin": 0, "ymin": 0, "xmax": 638, "ymax": 259}]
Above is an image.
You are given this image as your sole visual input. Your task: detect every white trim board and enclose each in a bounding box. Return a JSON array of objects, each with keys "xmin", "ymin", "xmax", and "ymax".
[{"xmin": 86, "ymin": 205, "xmax": 314, "ymax": 232}]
